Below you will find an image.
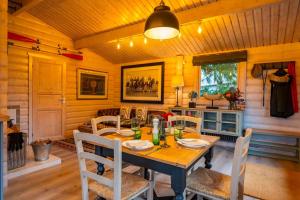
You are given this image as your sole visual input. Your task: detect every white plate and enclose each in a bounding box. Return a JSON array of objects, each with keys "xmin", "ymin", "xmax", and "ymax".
[
  {"xmin": 122, "ymin": 140, "xmax": 154, "ymax": 151},
  {"xmin": 177, "ymin": 139, "xmax": 210, "ymax": 148},
  {"xmin": 116, "ymin": 129, "xmax": 135, "ymax": 136}
]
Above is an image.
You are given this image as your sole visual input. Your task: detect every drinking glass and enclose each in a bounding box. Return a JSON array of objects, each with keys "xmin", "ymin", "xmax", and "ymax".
[
  {"xmin": 134, "ymin": 129, "xmax": 142, "ymax": 139},
  {"xmin": 131, "ymin": 117, "xmax": 140, "ymax": 132},
  {"xmin": 174, "ymin": 126, "xmax": 183, "ymax": 141}
]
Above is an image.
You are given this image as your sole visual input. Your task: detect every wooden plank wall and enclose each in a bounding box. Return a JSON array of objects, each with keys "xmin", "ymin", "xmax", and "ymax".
[
  {"xmin": 0, "ymin": 0, "xmax": 8, "ymax": 190},
  {"xmin": 116, "ymin": 56, "xmax": 199, "ymax": 111},
  {"xmin": 120, "ymin": 43, "xmax": 300, "ymax": 135},
  {"xmin": 0, "ymin": 0, "xmax": 8, "ymax": 114},
  {"xmin": 245, "ymin": 43, "xmax": 300, "ymax": 133},
  {"xmin": 7, "ymin": 13, "xmax": 119, "ymax": 138}
]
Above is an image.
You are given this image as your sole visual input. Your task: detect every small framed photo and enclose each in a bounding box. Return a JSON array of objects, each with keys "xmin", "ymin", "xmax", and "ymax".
[{"xmin": 77, "ymin": 69, "xmax": 108, "ymax": 99}]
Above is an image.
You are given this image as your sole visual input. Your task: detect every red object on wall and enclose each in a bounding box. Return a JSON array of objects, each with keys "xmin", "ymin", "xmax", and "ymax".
[
  {"xmin": 8, "ymin": 32, "xmax": 37, "ymax": 43},
  {"xmin": 61, "ymin": 53, "xmax": 83, "ymax": 60},
  {"xmin": 288, "ymin": 61, "xmax": 298, "ymax": 112}
]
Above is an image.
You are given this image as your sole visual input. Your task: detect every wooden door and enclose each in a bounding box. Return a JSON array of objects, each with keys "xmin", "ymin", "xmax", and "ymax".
[{"xmin": 32, "ymin": 57, "xmax": 66, "ymax": 141}]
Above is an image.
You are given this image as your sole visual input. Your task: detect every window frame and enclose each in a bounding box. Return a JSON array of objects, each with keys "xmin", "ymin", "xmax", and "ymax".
[{"xmin": 195, "ymin": 62, "xmax": 247, "ymax": 105}]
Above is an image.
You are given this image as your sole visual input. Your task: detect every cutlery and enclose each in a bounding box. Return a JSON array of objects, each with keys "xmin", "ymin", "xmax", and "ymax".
[{"xmin": 145, "ymin": 147, "xmax": 162, "ymax": 155}]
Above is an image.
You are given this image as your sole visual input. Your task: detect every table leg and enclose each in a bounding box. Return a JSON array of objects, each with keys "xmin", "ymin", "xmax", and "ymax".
[
  {"xmin": 144, "ymin": 168, "xmax": 149, "ymax": 180},
  {"xmin": 95, "ymin": 146, "xmax": 105, "ymax": 175},
  {"xmin": 204, "ymin": 147, "xmax": 214, "ymax": 169},
  {"xmin": 171, "ymin": 168, "xmax": 186, "ymax": 200}
]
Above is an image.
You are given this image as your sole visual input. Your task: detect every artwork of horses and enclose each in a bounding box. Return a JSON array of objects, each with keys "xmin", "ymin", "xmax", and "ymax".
[{"xmin": 121, "ymin": 62, "xmax": 164, "ymax": 104}]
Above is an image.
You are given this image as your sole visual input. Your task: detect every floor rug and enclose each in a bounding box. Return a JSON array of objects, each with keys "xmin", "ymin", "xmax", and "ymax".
[{"xmin": 244, "ymin": 162, "xmax": 300, "ymax": 200}]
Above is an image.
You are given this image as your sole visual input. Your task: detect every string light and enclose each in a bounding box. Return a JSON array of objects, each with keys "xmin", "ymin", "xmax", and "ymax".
[
  {"xmin": 113, "ymin": 21, "xmax": 204, "ymax": 48},
  {"xmin": 178, "ymin": 32, "xmax": 181, "ymax": 38},
  {"xmin": 197, "ymin": 21, "xmax": 203, "ymax": 34},
  {"xmin": 129, "ymin": 39, "xmax": 134, "ymax": 47}
]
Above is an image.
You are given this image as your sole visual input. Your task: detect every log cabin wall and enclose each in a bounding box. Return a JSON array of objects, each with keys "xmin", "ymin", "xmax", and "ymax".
[
  {"xmin": 0, "ymin": 0, "xmax": 8, "ymax": 115},
  {"xmin": 118, "ymin": 56, "xmax": 199, "ymax": 110},
  {"xmin": 7, "ymin": 13, "xmax": 119, "ymax": 138},
  {"xmin": 119, "ymin": 42, "xmax": 300, "ymax": 134},
  {"xmin": 0, "ymin": 0, "xmax": 8, "ymax": 190},
  {"xmin": 245, "ymin": 43, "xmax": 300, "ymax": 133}
]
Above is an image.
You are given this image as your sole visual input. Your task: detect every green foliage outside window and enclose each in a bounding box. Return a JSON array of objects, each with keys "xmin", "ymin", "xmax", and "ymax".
[{"xmin": 200, "ymin": 63, "xmax": 237, "ymax": 96}]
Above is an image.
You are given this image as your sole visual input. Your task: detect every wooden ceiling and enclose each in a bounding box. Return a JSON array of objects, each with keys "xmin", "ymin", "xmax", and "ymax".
[
  {"xmin": 17, "ymin": 0, "xmax": 300, "ymax": 63},
  {"xmin": 27, "ymin": 0, "xmax": 218, "ymax": 39}
]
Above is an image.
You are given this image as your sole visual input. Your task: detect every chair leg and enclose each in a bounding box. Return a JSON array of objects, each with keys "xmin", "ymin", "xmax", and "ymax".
[{"xmin": 147, "ymin": 169, "xmax": 155, "ymax": 200}]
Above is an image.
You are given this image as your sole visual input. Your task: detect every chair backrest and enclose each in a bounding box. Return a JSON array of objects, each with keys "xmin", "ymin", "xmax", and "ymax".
[
  {"xmin": 230, "ymin": 128, "xmax": 252, "ymax": 200},
  {"xmin": 168, "ymin": 115, "xmax": 202, "ymax": 133},
  {"xmin": 73, "ymin": 130, "xmax": 122, "ymax": 200},
  {"xmin": 91, "ymin": 115, "xmax": 120, "ymax": 135}
]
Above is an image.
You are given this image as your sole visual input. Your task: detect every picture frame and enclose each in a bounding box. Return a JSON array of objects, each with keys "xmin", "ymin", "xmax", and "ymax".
[
  {"xmin": 77, "ymin": 68, "xmax": 108, "ymax": 100},
  {"xmin": 121, "ymin": 62, "xmax": 164, "ymax": 104}
]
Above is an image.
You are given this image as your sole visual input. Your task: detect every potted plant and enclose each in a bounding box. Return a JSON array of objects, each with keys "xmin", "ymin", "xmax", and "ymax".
[
  {"xmin": 223, "ymin": 87, "xmax": 241, "ymax": 110},
  {"xmin": 188, "ymin": 91, "xmax": 198, "ymax": 108},
  {"xmin": 31, "ymin": 139, "xmax": 52, "ymax": 161}
]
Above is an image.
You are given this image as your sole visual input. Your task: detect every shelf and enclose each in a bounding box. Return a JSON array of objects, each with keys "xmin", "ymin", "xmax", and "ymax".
[
  {"xmin": 203, "ymin": 120, "xmax": 217, "ymax": 123},
  {"xmin": 251, "ymin": 140, "xmax": 299, "ymax": 151},
  {"xmin": 221, "ymin": 121, "xmax": 237, "ymax": 124}
]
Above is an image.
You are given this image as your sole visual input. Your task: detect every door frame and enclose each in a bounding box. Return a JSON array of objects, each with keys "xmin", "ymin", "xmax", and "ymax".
[{"xmin": 28, "ymin": 52, "xmax": 66, "ymax": 143}]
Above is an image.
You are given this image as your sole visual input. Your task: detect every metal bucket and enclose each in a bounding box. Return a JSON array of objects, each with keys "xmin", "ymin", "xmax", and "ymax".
[{"xmin": 31, "ymin": 140, "xmax": 52, "ymax": 161}]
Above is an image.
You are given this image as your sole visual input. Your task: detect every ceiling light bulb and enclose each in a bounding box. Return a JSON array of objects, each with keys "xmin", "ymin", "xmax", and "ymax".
[
  {"xmin": 144, "ymin": 37, "xmax": 148, "ymax": 44},
  {"xmin": 197, "ymin": 25, "xmax": 203, "ymax": 34},
  {"xmin": 130, "ymin": 40, "xmax": 134, "ymax": 47},
  {"xmin": 117, "ymin": 43, "xmax": 121, "ymax": 49}
]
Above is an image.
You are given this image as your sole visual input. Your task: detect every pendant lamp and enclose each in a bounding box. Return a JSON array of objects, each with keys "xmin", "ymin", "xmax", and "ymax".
[{"xmin": 144, "ymin": 0, "xmax": 180, "ymax": 40}]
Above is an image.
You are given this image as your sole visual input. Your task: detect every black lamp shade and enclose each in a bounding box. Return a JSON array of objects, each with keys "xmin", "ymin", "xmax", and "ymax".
[{"xmin": 144, "ymin": 3, "xmax": 180, "ymax": 40}]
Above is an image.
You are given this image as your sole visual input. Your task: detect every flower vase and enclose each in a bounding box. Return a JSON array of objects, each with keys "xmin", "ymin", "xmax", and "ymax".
[{"xmin": 229, "ymin": 101, "xmax": 237, "ymax": 110}]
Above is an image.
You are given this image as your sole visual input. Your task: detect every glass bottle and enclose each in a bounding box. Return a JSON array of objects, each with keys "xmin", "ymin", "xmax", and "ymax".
[{"xmin": 152, "ymin": 118, "xmax": 160, "ymax": 145}]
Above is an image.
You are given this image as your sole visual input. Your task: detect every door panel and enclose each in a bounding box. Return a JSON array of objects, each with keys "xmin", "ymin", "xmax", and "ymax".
[
  {"xmin": 37, "ymin": 110, "xmax": 62, "ymax": 140},
  {"xmin": 38, "ymin": 95, "xmax": 62, "ymax": 109},
  {"xmin": 32, "ymin": 57, "xmax": 65, "ymax": 141},
  {"xmin": 38, "ymin": 62, "xmax": 63, "ymax": 94}
]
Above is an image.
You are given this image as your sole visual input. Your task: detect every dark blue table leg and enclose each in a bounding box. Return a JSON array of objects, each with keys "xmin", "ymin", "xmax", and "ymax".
[
  {"xmin": 144, "ymin": 168, "xmax": 149, "ymax": 180},
  {"xmin": 171, "ymin": 168, "xmax": 186, "ymax": 200},
  {"xmin": 95, "ymin": 146, "xmax": 105, "ymax": 175},
  {"xmin": 204, "ymin": 147, "xmax": 214, "ymax": 169}
]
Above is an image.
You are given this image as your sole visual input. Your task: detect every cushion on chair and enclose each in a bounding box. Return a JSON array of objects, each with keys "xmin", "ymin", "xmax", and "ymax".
[
  {"xmin": 187, "ymin": 167, "xmax": 231, "ymax": 200},
  {"xmin": 120, "ymin": 105, "xmax": 132, "ymax": 120},
  {"xmin": 136, "ymin": 106, "xmax": 148, "ymax": 123},
  {"xmin": 89, "ymin": 171, "xmax": 149, "ymax": 200}
]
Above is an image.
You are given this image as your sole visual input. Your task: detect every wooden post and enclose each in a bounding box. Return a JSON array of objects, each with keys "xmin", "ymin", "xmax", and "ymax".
[{"xmin": 0, "ymin": 0, "xmax": 8, "ymax": 190}]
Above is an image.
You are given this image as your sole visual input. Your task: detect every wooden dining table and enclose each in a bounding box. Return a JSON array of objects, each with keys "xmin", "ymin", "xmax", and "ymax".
[{"xmin": 95, "ymin": 127, "xmax": 219, "ymax": 200}]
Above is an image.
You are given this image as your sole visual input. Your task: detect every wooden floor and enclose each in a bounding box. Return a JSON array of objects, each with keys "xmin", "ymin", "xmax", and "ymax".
[{"xmin": 4, "ymin": 144, "xmax": 300, "ymax": 200}]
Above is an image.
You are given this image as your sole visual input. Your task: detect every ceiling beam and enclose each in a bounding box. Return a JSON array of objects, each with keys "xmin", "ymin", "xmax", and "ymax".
[
  {"xmin": 12, "ymin": 0, "xmax": 44, "ymax": 16},
  {"xmin": 74, "ymin": 0, "xmax": 281, "ymax": 49}
]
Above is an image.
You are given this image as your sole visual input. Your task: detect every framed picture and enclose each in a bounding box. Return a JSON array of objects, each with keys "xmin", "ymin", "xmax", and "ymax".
[
  {"xmin": 121, "ymin": 62, "xmax": 164, "ymax": 104},
  {"xmin": 77, "ymin": 68, "xmax": 108, "ymax": 99}
]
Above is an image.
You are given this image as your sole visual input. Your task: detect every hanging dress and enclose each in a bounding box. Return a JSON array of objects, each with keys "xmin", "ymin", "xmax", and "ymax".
[{"xmin": 269, "ymin": 73, "xmax": 294, "ymax": 118}]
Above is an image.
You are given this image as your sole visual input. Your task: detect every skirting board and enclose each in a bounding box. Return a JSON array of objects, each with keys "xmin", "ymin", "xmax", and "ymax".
[{"xmin": 7, "ymin": 154, "xmax": 61, "ymax": 180}]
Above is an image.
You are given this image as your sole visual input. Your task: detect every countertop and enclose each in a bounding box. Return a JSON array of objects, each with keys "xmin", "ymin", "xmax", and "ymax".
[{"xmin": 0, "ymin": 114, "xmax": 9, "ymax": 122}]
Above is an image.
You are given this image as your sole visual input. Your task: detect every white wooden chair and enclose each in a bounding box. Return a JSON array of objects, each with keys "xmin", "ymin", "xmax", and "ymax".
[
  {"xmin": 73, "ymin": 130, "xmax": 153, "ymax": 200},
  {"xmin": 186, "ymin": 128, "xmax": 253, "ymax": 200},
  {"xmin": 168, "ymin": 115, "xmax": 202, "ymax": 133},
  {"xmin": 91, "ymin": 115, "xmax": 120, "ymax": 135}
]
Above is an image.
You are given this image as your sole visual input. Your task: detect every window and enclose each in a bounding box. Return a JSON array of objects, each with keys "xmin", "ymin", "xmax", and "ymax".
[{"xmin": 200, "ymin": 63, "xmax": 237, "ymax": 96}]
